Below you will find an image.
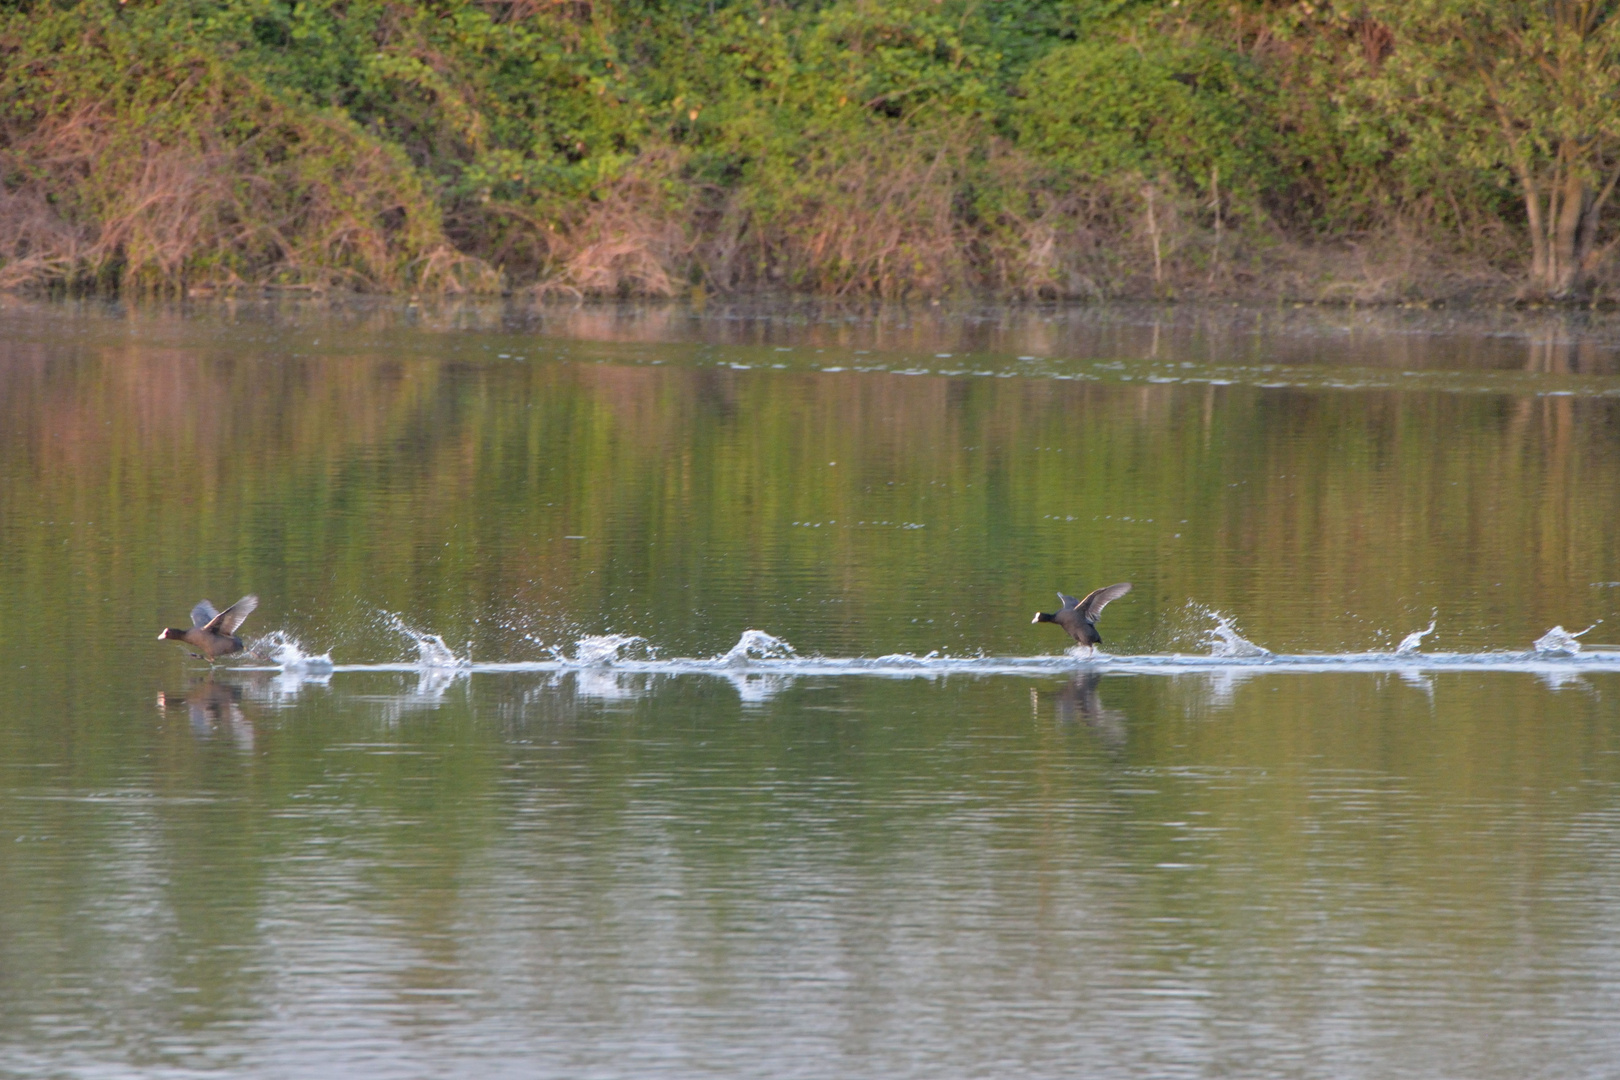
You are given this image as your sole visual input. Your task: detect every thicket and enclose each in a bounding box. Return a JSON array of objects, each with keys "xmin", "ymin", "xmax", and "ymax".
[{"xmin": 0, "ymin": 0, "xmax": 1613, "ymax": 300}]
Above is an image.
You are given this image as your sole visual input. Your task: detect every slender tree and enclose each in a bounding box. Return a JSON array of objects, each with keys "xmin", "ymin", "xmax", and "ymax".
[{"xmin": 1367, "ymin": 0, "xmax": 1620, "ymax": 296}]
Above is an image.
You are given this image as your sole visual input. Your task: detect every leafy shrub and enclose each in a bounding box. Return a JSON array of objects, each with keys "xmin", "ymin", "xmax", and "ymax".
[
  {"xmin": 1015, "ymin": 31, "xmax": 1284, "ymax": 208},
  {"xmin": 0, "ymin": 0, "xmax": 1571, "ymax": 299},
  {"xmin": 0, "ymin": 8, "xmax": 492, "ymax": 292}
]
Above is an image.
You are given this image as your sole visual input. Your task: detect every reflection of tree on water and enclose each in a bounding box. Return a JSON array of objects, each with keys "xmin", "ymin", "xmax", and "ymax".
[
  {"xmin": 1525, "ymin": 327, "xmax": 1614, "ymax": 376},
  {"xmin": 1050, "ymin": 672, "xmax": 1128, "ymax": 752}
]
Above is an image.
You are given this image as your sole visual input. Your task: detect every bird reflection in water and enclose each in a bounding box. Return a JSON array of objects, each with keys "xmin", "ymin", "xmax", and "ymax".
[
  {"xmin": 1051, "ymin": 671, "xmax": 1128, "ymax": 752},
  {"xmin": 157, "ymin": 677, "xmax": 255, "ymax": 751}
]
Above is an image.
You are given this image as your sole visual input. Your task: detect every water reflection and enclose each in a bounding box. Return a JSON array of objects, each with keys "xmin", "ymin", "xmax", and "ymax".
[
  {"xmin": 1052, "ymin": 671, "xmax": 1129, "ymax": 751},
  {"xmin": 1400, "ymin": 669, "xmax": 1436, "ymax": 701},
  {"xmin": 720, "ymin": 670, "xmax": 796, "ymax": 706},
  {"xmin": 4, "ymin": 299, "xmax": 1620, "ymax": 1079},
  {"xmin": 571, "ymin": 667, "xmax": 651, "ymax": 703},
  {"xmin": 4, "ymin": 304, "xmax": 1619, "ymax": 661},
  {"xmin": 21, "ymin": 294, "xmax": 1613, "ymax": 375},
  {"xmin": 13, "ymin": 667, "xmax": 1610, "ymax": 1080},
  {"xmin": 407, "ymin": 666, "xmax": 467, "ymax": 707},
  {"xmin": 167, "ymin": 677, "xmax": 255, "ymax": 750}
]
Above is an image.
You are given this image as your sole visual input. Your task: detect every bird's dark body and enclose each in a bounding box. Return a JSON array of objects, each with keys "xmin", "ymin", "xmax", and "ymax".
[
  {"xmin": 1033, "ymin": 584, "xmax": 1132, "ymax": 653},
  {"xmin": 1043, "ymin": 606, "xmax": 1104, "ymax": 645},
  {"xmin": 160, "ymin": 626, "xmax": 245, "ymax": 660},
  {"xmin": 159, "ymin": 596, "xmax": 258, "ymax": 661}
]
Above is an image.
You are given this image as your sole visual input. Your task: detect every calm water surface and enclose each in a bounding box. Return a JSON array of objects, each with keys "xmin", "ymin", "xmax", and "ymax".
[{"xmin": 2, "ymin": 298, "xmax": 1619, "ymax": 1078}]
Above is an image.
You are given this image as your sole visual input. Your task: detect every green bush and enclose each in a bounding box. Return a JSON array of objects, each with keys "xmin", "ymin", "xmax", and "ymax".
[
  {"xmin": 1016, "ymin": 31, "xmax": 1283, "ymax": 208},
  {"xmin": 0, "ymin": 0, "xmax": 1579, "ymax": 298},
  {"xmin": 0, "ymin": 6, "xmax": 489, "ymax": 292}
]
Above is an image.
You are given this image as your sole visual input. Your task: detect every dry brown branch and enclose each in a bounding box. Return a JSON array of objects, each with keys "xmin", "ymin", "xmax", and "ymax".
[{"xmin": 528, "ymin": 150, "xmax": 694, "ymax": 298}]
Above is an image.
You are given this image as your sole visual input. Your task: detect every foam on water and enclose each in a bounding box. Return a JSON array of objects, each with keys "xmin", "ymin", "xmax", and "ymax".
[{"xmin": 870, "ymin": 650, "xmax": 944, "ymax": 666}]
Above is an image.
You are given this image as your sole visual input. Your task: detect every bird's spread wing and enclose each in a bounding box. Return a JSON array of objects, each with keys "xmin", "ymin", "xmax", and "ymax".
[
  {"xmin": 191, "ymin": 600, "xmax": 219, "ymax": 628},
  {"xmin": 1078, "ymin": 582, "xmax": 1132, "ymax": 620},
  {"xmin": 1057, "ymin": 592, "xmax": 1080, "ymax": 610},
  {"xmin": 205, "ymin": 595, "xmax": 258, "ymax": 635}
]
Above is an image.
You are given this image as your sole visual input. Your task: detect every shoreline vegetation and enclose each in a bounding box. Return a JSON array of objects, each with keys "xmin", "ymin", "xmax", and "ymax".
[{"xmin": 3, "ymin": 1, "xmax": 1620, "ymax": 304}]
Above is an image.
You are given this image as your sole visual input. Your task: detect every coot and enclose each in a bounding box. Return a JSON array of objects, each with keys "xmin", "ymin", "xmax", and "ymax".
[
  {"xmin": 158, "ymin": 595, "xmax": 259, "ymax": 662},
  {"xmin": 1033, "ymin": 584, "xmax": 1131, "ymax": 655}
]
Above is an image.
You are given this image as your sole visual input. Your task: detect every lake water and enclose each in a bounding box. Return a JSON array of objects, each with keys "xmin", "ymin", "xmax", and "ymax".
[{"xmin": 2, "ymin": 297, "xmax": 1619, "ymax": 1078}]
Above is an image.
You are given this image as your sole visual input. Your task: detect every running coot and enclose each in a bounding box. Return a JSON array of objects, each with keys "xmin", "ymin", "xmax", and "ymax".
[
  {"xmin": 1033, "ymin": 584, "xmax": 1131, "ymax": 655},
  {"xmin": 158, "ymin": 595, "xmax": 259, "ymax": 661}
]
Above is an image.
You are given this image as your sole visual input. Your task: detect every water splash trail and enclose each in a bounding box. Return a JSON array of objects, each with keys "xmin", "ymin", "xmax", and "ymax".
[{"xmin": 235, "ymin": 625, "xmax": 1620, "ymax": 683}]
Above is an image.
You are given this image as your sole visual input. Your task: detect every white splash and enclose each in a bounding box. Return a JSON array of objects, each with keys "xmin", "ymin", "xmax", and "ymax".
[
  {"xmin": 1201, "ymin": 611, "xmax": 1273, "ymax": 658},
  {"xmin": 570, "ymin": 634, "xmax": 649, "ymax": 665},
  {"xmin": 1395, "ymin": 618, "xmax": 1437, "ymax": 655},
  {"xmin": 872, "ymin": 650, "xmax": 942, "ymax": 666},
  {"xmin": 226, "ymin": 605, "xmax": 1620, "ymax": 692},
  {"xmin": 716, "ymin": 630, "xmax": 798, "ymax": 665},
  {"xmin": 383, "ymin": 612, "xmax": 468, "ymax": 668},
  {"xmin": 1533, "ymin": 624, "xmax": 1596, "ymax": 657},
  {"xmin": 249, "ymin": 630, "xmax": 334, "ymax": 671}
]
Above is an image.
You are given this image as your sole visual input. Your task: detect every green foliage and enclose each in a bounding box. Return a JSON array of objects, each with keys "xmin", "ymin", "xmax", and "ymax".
[
  {"xmin": 1016, "ymin": 30, "xmax": 1282, "ymax": 204},
  {"xmin": 0, "ymin": 5, "xmax": 484, "ymax": 292},
  {"xmin": 179, "ymin": 0, "xmax": 645, "ymax": 196},
  {"xmin": 1354, "ymin": 0, "xmax": 1620, "ymax": 293},
  {"xmin": 1, "ymin": 0, "xmax": 1615, "ymax": 296}
]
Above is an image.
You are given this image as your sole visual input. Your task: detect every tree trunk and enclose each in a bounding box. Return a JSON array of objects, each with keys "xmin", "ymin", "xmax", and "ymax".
[
  {"xmin": 1522, "ymin": 168, "xmax": 1550, "ymax": 291},
  {"xmin": 1522, "ymin": 160, "xmax": 1600, "ymax": 298},
  {"xmin": 1552, "ymin": 157, "xmax": 1590, "ymax": 296},
  {"xmin": 1579, "ymin": 161, "xmax": 1620, "ymax": 276}
]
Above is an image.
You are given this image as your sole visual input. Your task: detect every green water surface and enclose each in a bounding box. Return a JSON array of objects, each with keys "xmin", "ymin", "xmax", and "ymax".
[{"xmin": 1, "ymin": 299, "xmax": 1618, "ymax": 1078}]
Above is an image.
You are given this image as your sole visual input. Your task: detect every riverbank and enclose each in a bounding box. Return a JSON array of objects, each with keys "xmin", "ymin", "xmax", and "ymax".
[
  {"xmin": 16, "ymin": 233, "xmax": 1539, "ymax": 308},
  {"xmin": 2, "ymin": 2, "xmax": 1613, "ymax": 303}
]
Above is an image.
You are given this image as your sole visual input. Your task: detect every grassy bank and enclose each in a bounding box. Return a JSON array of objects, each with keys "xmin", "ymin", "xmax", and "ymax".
[{"xmin": 1, "ymin": 1, "xmax": 1613, "ymax": 301}]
